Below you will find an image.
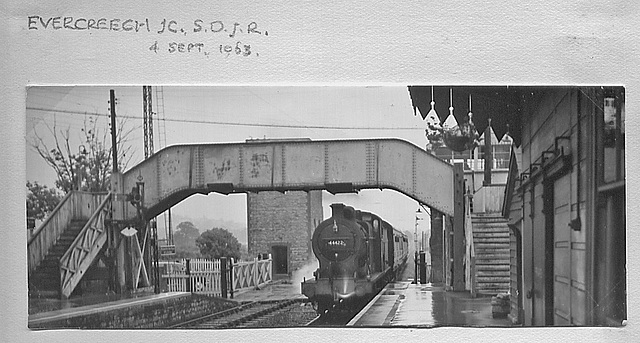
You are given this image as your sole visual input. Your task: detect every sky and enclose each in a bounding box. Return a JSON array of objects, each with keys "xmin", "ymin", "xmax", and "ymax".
[{"xmin": 26, "ymin": 86, "xmax": 433, "ymax": 240}]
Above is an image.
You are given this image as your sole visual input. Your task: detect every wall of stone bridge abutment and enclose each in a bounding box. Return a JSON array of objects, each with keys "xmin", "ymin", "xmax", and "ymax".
[{"xmin": 113, "ymin": 139, "xmax": 455, "ymax": 221}]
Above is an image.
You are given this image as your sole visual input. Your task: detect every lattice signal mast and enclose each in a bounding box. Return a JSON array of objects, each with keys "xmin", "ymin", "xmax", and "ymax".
[
  {"xmin": 154, "ymin": 86, "xmax": 173, "ymax": 245},
  {"xmin": 143, "ymin": 85, "xmax": 154, "ymax": 159}
]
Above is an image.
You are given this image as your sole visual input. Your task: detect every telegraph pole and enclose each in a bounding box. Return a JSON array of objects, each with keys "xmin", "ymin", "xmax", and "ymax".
[{"xmin": 110, "ymin": 89, "xmax": 118, "ymax": 172}]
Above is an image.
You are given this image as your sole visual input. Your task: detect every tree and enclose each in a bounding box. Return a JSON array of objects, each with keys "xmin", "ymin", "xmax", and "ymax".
[
  {"xmin": 196, "ymin": 228, "xmax": 241, "ymax": 260},
  {"xmin": 26, "ymin": 181, "xmax": 63, "ymax": 221},
  {"xmin": 173, "ymin": 221, "xmax": 201, "ymax": 258},
  {"xmin": 30, "ymin": 113, "xmax": 136, "ymax": 193}
]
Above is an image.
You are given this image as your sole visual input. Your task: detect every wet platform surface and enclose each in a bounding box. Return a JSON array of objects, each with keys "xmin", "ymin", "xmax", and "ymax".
[
  {"xmin": 349, "ymin": 258, "xmax": 513, "ymax": 327},
  {"xmin": 349, "ymin": 281, "xmax": 511, "ymax": 327}
]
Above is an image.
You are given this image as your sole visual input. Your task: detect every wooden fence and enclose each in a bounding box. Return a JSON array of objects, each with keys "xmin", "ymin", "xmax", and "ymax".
[
  {"xmin": 474, "ymin": 183, "xmax": 506, "ymax": 214},
  {"xmin": 231, "ymin": 256, "xmax": 273, "ymax": 291},
  {"xmin": 161, "ymin": 255, "xmax": 273, "ymax": 297}
]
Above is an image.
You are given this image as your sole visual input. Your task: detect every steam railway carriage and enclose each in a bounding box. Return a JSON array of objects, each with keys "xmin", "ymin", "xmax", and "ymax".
[{"xmin": 301, "ymin": 203, "xmax": 408, "ymax": 314}]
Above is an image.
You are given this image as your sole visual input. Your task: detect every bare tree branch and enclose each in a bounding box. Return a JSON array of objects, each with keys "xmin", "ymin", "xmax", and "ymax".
[{"xmin": 29, "ymin": 111, "xmax": 139, "ymax": 193}]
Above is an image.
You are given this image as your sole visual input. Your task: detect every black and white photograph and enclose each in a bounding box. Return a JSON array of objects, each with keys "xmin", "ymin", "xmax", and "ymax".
[
  {"xmin": 25, "ymin": 85, "xmax": 626, "ymax": 329},
  {"xmin": 3, "ymin": 0, "xmax": 638, "ymax": 342}
]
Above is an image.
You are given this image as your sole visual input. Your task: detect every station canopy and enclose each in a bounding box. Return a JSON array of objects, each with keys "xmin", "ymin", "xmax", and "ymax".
[{"xmin": 407, "ymin": 86, "xmax": 547, "ymax": 147}]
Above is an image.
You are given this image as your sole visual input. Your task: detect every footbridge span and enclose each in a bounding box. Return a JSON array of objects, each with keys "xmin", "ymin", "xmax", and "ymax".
[
  {"xmin": 29, "ymin": 138, "xmax": 460, "ymax": 299},
  {"xmin": 112, "ymin": 138, "xmax": 455, "ymax": 221}
]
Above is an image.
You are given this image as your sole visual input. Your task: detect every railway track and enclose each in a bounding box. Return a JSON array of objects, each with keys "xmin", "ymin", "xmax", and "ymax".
[
  {"xmin": 171, "ymin": 299, "xmax": 318, "ymax": 329},
  {"xmin": 306, "ymin": 299, "xmax": 371, "ymax": 326}
]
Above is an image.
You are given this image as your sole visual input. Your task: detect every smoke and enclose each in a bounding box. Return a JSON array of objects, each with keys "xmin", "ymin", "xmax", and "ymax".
[{"xmin": 291, "ymin": 259, "xmax": 319, "ymax": 285}]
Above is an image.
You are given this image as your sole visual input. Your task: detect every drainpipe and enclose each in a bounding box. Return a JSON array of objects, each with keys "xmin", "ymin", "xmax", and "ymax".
[{"xmin": 484, "ymin": 119, "xmax": 493, "ymax": 185}]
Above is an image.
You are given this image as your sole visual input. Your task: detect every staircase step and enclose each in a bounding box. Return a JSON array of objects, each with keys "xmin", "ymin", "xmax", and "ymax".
[
  {"xmin": 474, "ymin": 241, "xmax": 510, "ymax": 247},
  {"xmin": 476, "ymin": 287, "xmax": 509, "ymax": 293},
  {"xmin": 48, "ymin": 246, "xmax": 70, "ymax": 253},
  {"xmin": 473, "ymin": 215, "xmax": 508, "ymax": 218},
  {"xmin": 473, "ymin": 225, "xmax": 509, "ymax": 233},
  {"xmin": 476, "ymin": 260, "xmax": 510, "ymax": 266},
  {"xmin": 474, "ymin": 244, "xmax": 510, "ymax": 250},
  {"xmin": 476, "ymin": 248, "xmax": 510, "ymax": 255},
  {"xmin": 475, "ymin": 264, "xmax": 510, "ymax": 271},
  {"xmin": 473, "ymin": 230, "xmax": 509, "ymax": 235},
  {"xmin": 34, "ymin": 270, "xmax": 58, "ymax": 276},
  {"xmin": 31, "ymin": 279, "xmax": 60, "ymax": 287},
  {"xmin": 472, "ymin": 218, "xmax": 509, "ymax": 223},
  {"xmin": 476, "ymin": 270, "xmax": 511, "ymax": 280},
  {"xmin": 476, "ymin": 287, "xmax": 509, "ymax": 294},
  {"xmin": 473, "ymin": 231, "xmax": 509, "ymax": 235},
  {"xmin": 30, "ymin": 218, "xmax": 90, "ymax": 295},
  {"xmin": 475, "ymin": 252, "xmax": 509, "ymax": 258},
  {"xmin": 476, "ymin": 278, "xmax": 510, "ymax": 289}
]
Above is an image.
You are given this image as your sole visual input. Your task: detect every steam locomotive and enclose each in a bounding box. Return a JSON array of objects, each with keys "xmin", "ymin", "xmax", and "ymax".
[{"xmin": 301, "ymin": 203, "xmax": 409, "ymax": 314}]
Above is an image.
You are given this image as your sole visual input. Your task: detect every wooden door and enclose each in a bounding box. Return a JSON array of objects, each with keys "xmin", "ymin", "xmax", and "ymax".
[
  {"xmin": 552, "ymin": 173, "xmax": 571, "ymax": 324},
  {"xmin": 271, "ymin": 245, "xmax": 288, "ymax": 275},
  {"xmin": 522, "ymin": 184, "xmax": 534, "ymax": 326},
  {"xmin": 531, "ymin": 181, "xmax": 548, "ymax": 325}
]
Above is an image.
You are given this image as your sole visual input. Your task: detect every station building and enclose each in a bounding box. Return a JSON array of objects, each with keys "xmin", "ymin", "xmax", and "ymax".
[{"xmin": 410, "ymin": 86, "xmax": 626, "ymax": 326}]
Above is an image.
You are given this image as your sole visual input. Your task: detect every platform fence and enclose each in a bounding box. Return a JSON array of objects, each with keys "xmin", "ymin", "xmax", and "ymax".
[{"xmin": 160, "ymin": 255, "xmax": 272, "ymax": 297}]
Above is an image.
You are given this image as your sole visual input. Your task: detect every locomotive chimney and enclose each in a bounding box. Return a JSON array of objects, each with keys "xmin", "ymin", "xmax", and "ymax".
[{"xmin": 331, "ymin": 203, "xmax": 346, "ymax": 217}]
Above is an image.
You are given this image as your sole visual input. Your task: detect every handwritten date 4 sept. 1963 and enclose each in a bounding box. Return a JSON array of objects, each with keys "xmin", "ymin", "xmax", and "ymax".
[{"xmin": 151, "ymin": 41, "xmax": 252, "ymax": 57}]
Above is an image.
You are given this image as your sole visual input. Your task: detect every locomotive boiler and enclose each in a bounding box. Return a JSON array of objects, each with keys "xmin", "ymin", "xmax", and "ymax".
[{"xmin": 301, "ymin": 203, "xmax": 408, "ymax": 314}]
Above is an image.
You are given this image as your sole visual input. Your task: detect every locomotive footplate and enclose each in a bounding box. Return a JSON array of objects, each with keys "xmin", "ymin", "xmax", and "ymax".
[{"xmin": 301, "ymin": 271, "xmax": 387, "ymax": 301}]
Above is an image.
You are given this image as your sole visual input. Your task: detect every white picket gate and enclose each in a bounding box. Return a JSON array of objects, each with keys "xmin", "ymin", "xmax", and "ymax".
[
  {"xmin": 231, "ymin": 255, "xmax": 273, "ymax": 291},
  {"xmin": 160, "ymin": 256, "xmax": 272, "ymax": 297}
]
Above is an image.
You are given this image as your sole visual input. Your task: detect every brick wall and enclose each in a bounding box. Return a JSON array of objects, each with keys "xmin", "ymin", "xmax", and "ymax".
[
  {"xmin": 29, "ymin": 293, "xmax": 237, "ymax": 329},
  {"xmin": 247, "ymin": 191, "xmax": 323, "ymax": 273}
]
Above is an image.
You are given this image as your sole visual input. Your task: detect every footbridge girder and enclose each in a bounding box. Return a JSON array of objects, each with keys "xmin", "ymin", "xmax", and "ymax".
[{"xmin": 111, "ymin": 138, "xmax": 455, "ymax": 221}]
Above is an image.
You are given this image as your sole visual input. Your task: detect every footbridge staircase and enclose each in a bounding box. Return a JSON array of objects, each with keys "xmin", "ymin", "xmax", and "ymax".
[
  {"xmin": 471, "ymin": 214, "xmax": 511, "ymax": 295},
  {"xmin": 28, "ymin": 192, "xmax": 112, "ymax": 298}
]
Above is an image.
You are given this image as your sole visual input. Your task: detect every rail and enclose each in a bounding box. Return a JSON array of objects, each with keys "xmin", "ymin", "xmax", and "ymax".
[
  {"xmin": 27, "ymin": 191, "xmax": 108, "ymax": 276},
  {"xmin": 59, "ymin": 193, "xmax": 112, "ymax": 298}
]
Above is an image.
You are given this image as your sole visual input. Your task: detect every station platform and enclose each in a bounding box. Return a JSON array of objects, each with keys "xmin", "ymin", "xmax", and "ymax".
[
  {"xmin": 28, "ymin": 281, "xmax": 307, "ymax": 329},
  {"xmin": 28, "ymin": 292, "xmax": 189, "ymax": 328},
  {"xmin": 348, "ymin": 280, "xmax": 513, "ymax": 327}
]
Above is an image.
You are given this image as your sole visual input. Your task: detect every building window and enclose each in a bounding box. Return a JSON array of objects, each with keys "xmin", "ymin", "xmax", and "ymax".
[
  {"xmin": 494, "ymin": 144, "xmax": 511, "ymax": 169},
  {"xmin": 478, "ymin": 144, "xmax": 511, "ymax": 170},
  {"xmin": 602, "ymin": 90, "xmax": 625, "ymax": 184}
]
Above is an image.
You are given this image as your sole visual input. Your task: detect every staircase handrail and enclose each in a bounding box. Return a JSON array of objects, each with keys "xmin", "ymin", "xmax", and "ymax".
[
  {"xmin": 59, "ymin": 192, "xmax": 112, "ymax": 263},
  {"xmin": 28, "ymin": 191, "xmax": 73, "ymax": 247},
  {"xmin": 28, "ymin": 191, "xmax": 110, "ymax": 246},
  {"xmin": 465, "ymin": 191, "xmax": 477, "ymax": 295},
  {"xmin": 27, "ymin": 191, "xmax": 73, "ymax": 276},
  {"xmin": 59, "ymin": 192, "xmax": 112, "ymax": 298}
]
